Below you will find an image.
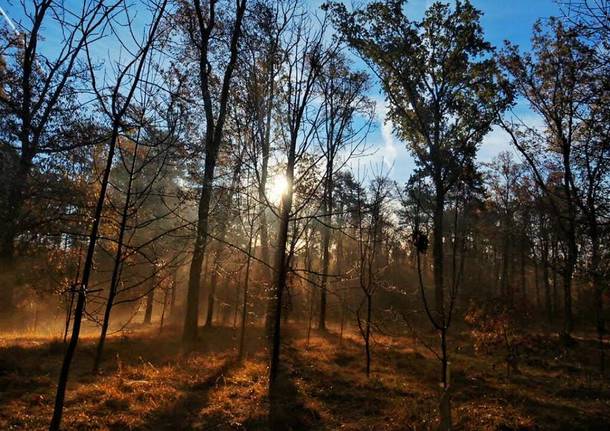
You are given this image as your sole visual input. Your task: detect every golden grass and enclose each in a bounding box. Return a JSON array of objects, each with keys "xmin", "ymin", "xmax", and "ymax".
[{"xmin": 0, "ymin": 324, "xmax": 608, "ymax": 430}]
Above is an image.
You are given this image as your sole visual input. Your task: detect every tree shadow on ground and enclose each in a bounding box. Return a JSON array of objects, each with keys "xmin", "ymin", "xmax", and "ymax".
[
  {"xmin": 268, "ymin": 362, "xmax": 322, "ymax": 430},
  {"xmin": 136, "ymin": 357, "xmax": 237, "ymax": 430},
  {"xmin": 281, "ymin": 337, "xmax": 423, "ymax": 430}
]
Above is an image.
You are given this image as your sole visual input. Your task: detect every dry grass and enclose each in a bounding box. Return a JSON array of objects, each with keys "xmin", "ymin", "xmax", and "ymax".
[{"xmin": 0, "ymin": 323, "xmax": 609, "ymax": 430}]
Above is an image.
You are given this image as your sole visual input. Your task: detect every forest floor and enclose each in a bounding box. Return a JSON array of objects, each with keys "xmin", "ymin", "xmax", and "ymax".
[{"xmin": 0, "ymin": 323, "xmax": 609, "ymax": 430}]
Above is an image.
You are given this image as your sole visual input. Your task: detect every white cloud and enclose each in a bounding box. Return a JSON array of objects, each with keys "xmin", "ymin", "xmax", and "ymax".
[
  {"xmin": 478, "ymin": 111, "xmax": 546, "ymax": 163},
  {"xmin": 375, "ymin": 97, "xmax": 398, "ymax": 167}
]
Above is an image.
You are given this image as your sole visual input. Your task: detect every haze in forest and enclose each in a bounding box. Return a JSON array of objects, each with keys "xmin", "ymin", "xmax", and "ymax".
[{"xmin": 0, "ymin": 0, "xmax": 608, "ymax": 430}]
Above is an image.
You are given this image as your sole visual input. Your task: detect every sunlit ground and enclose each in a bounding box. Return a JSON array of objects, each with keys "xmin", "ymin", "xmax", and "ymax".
[{"xmin": 0, "ymin": 323, "xmax": 609, "ymax": 430}]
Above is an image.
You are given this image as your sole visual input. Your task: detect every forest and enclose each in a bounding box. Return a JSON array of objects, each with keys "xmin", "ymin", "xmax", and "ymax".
[{"xmin": 0, "ymin": 0, "xmax": 609, "ymax": 429}]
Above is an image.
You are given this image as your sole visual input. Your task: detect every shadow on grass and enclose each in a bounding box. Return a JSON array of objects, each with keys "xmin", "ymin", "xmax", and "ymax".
[
  {"xmin": 268, "ymin": 364, "xmax": 321, "ymax": 431},
  {"xmin": 138, "ymin": 357, "xmax": 238, "ymax": 430}
]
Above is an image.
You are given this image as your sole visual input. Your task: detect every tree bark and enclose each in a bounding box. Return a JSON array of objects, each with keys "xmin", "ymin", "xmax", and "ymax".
[
  {"xmin": 183, "ymin": 0, "xmax": 247, "ymax": 348},
  {"xmin": 318, "ymin": 171, "xmax": 333, "ymax": 331},
  {"xmin": 433, "ymin": 186, "xmax": 445, "ymax": 319},
  {"xmin": 144, "ymin": 274, "xmax": 155, "ymax": 325},
  {"xmin": 49, "ymin": 125, "xmax": 120, "ymax": 431}
]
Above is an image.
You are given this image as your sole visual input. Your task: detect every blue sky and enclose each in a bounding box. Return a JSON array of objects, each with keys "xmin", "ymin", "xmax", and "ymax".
[{"xmin": 1, "ymin": 0, "xmax": 560, "ymax": 184}]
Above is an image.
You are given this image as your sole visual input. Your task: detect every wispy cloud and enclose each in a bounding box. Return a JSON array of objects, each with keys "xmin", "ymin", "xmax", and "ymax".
[
  {"xmin": 0, "ymin": 5, "xmax": 19, "ymax": 34},
  {"xmin": 375, "ymin": 97, "xmax": 398, "ymax": 167}
]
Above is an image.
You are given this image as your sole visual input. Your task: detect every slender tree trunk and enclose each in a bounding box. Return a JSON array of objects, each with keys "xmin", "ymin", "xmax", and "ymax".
[
  {"xmin": 184, "ymin": 158, "xmax": 216, "ymax": 345},
  {"xmin": 365, "ymin": 294, "xmax": 372, "ymax": 377},
  {"xmin": 561, "ymin": 150, "xmax": 577, "ymax": 340},
  {"xmin": 63, "ymin": 282, "xmax": 77, "ymax": 344},
  {"xmin": 433, "ymin": 187, "xmax": 445, "ymax": 318},
  {"xmin": 49, "ymin": 2, "xmax": 166, "ymax": 422},
  {"xmin": 590, "ymin": 219, "xmax": 605, "ymax": 374},
  {"xmin": 269, "ymin": 149, "xmax": 295, "ymax": 387},
  {"xmin": 94, "ymin": 134, "xmax": 140, "ymax": 372},
  {"xmin": 206, "ymin": 206, "xmax": 234, "ymax": 328},
  {"xmin": 551, "ymin": 239, "xmax": 559, "ymax": 318},
  {"xmin": 269, "ymin": 200, "xmax": 291, "ymax": 386},
  {"xmin": 534, "ymin": 252, "xmax": 541, "ymax": 310},
  {"xmin": 441, "ymin": 326, "xmax": 448, "ymax": 388},
  {"xmin": 305, "ymin": 238, "xmax": 315, "ymax": 348},
  {"xmin": 563, "ymin": 240, "xmax": 576, "ymax": 339},
  {"xmin": 50, "ymin": 126, "xmax": 120, "ymax": 431},
  {"xmin": 170, "ymin": 269, "xmax": 177, "ymax": 317},
  {"xmin": 318, "ymin": 168, "xmax": 333, "ymax": 331},
  {"xmin": 337, "ymin": 222, "xmax": 345, "ymax": 346},
  {"xmin": 144, "ymin": 274, "xmax": 155, "ymax": 325},
  {"xmin": 261, "ymin": 63, "xmax": 276, "ymax": 335},
  {"xmin": 238, "ymin": 227, "xmax": 255, "ymax": 360},
  {"xmin": 306, "ymin": 286, "xmax": 315, "ymax": 348},
  {"xmin": 159, "ymin": 287, "xmax": 169, "ymax": 334},
  {"xmin": 439, "ymin": 325, "xmax": 451, "ymax": 431},
  {"xmin": 183, "ymin": 0, "xmax": 246, "ymax": 347},
  {"xmin": 542, "ymin": 242, "xmax": 552, "ymax": 323},
  {"xmin": 501, "ymin": 230, "xmax": 511, "ymax": 305},
  {"xmin": 233, "ymin": 278, "xmax": 240, "ymax": 330},
  {"xmin": 205, "ymin": 256, "xmax": 220, "ymax": 328},
  {"xmin": 520, "ymin": 241, "xmax": 527, "ymax": 307}
]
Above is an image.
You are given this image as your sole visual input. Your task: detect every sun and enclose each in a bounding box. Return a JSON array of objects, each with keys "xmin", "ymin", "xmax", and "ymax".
[{"xmin": 267, "ymin": 174, "xmax": 289, "ymax": 204}]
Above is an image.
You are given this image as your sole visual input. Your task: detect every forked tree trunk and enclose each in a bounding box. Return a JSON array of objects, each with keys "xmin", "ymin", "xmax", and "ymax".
[
  {"xmin": 50, "ymin": 125, "xmax": 120, "ymax": 431},
  {"xmin": 183, "ymin": 0, "xmax": 247, "ymax": 348},
  {"xmin": 94, "ymin": 129, "xmax": 141, "ymax": 372}
]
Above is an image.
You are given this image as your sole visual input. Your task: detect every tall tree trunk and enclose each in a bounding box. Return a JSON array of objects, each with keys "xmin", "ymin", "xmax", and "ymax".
[
  {"xmin": 50, "ymin": 125, "xmax": 120, "ymax": 431},
  {"xmin": 305, "ymin": 234, "xmax": 315, "ymax": 348},
  {"xmin": 318, "ymin": 164, "xmax": 333, "ymax": 331},
  {"xmin": 170, "ymin": 269, "xmax": 177, "ymax": 317},
  {"xmin": 269, "ymin": 196, "xmax": 291, "ymax": 386},
  {"xmin": 269, "ymin": 146, "xmax": 295, "ymax": 386},
  {"xmin": 94, "ymin": 131, "xmax": 141, "ymax": 372},
  {"xmin": 365, "ymin": 294, "xmax": 372, "ymax": 377},
  {"xmin": 143, "ymin": 274, "xmax": 155, "ymax": 325},
  {"xmin": 239, "ymin": 225, "xmax": 255, "ymax": 360},
  {"xmin": 552, "ymin": 240, "xmax": 559, "ymax": 317},
  {"xmin": 159, "ymin": 286, "xmax": 169, "ymax": 334},
  {"xmin": 561, "ymin": 147, "xmax": 577, "ymax": 340},
  {"xmin": 183, "ymin": 0, "xmax": 246, "ymax": 348},
  {"xmin": 184, "ymin": 157, "xmax": 216, "ymax": 345},
  {"xmin": 589, "ymin": 216, "xmax": 605, "ymax": 373},
  {"xmin": 501, "ymin": 227, "xmax": 511, "ymax": 305},
  {"xmin": 542, "ymin": 239, "xmax": 552, "ymax": 323},
  {"xmin": 520, "ymin": 241, "xmax": 527, "ymax": 307},
  {"xmin": 433, "ymin": 186, "xmax": 445, "ymax": 319},
  {"xmin": 205, "ymin": 256, "xmax": 220, "ymax": 328},
  {"xmin": 563, "ymin": 237, "xmax": 576, "ymax": 339},
  {"xmin": 261, "ymin": 61, "xmax": 275, "ymax": 335},
  {"xmin": 534, "ymin": 251, "xmax": 541, "ymax": 310},
  {"xmin": 336, "ymin": 214, "xmax": 345, "ymax": 346}
]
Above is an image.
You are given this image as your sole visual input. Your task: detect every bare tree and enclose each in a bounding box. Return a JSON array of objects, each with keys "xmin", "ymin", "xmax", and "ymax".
[
  {"xmin": 354, "ymin": 170, "xmax": 390, "ymax": 377},
  {"xmin": 178, "ymin": 0, "xmax": 247, "ymax": 347},
  {"xmin": 268, "ymin": 12, "xmax": 330, "ymax": 387},
  {"xmin": 49, "ymin": 2, "xmax": 168, "ymax": 428},
  {"xmin": 316, "ymin": 52, "xmax": 373, "ymax": 331}
]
